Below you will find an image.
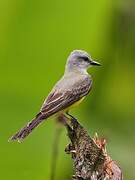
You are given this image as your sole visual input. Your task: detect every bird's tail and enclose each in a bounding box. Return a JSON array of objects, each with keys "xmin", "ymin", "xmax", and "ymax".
[{"xmin": 9, "ymin": 112, "xmax": 47, "ymax": 142}]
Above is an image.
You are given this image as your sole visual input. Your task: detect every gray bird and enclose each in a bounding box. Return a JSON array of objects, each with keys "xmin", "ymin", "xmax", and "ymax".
[{"xmin": 9, "ymin": 50, "xmax": 101, "ymax": 142}]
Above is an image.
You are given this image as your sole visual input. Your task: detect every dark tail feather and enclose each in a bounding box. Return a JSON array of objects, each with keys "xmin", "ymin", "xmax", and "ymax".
[{"xmin": 9, "ymin": 113, "xmax": 47, "ymax": 142}]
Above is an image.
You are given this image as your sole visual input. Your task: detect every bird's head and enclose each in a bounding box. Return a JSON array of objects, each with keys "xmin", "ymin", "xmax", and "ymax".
[{"xmin": 65, "ymin": 50, "xmax": 101, "ymax": 73}]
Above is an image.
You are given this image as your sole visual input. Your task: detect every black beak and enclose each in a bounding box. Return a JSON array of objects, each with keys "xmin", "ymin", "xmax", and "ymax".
[{"xmin": 90, "ymin": 60, "xmax": 101, "ymax": 66}]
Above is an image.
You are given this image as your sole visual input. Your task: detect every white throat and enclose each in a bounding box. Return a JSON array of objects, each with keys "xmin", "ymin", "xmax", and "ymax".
[{"xmin": 64, "ymin": 65, "xmax": 89, "ymax": 76}]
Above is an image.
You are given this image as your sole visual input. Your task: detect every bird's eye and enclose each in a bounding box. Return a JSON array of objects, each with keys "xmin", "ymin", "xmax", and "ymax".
[{"xmin": 82, "ymin": 56, "xmax": 89, "ymax": 62}]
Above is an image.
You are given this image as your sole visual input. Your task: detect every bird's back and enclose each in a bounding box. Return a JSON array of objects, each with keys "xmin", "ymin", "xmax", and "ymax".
[{"xmin": 54, "ymin": 72, "xmax": 92, "ymax": 92}]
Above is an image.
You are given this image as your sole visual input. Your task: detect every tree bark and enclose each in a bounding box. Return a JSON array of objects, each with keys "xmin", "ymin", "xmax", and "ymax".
[{"xmin": 58, "ymin": 114, "xmax": 123, "ymax": 180}]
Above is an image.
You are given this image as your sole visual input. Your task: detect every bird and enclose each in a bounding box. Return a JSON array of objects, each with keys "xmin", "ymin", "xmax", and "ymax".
[{"xmin": 9, "ymin": 50, "xmax": 101, "ymax": 142}]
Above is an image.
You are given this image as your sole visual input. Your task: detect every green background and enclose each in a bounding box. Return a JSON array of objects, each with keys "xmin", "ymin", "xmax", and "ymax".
[{"xmin": 0, "ymin": 0, "xmax": 135, "ymax": 179}]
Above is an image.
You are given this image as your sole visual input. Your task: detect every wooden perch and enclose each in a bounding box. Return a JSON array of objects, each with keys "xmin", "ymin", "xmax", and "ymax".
[{"xmin": 58, "ymin": 114, "xmax": 123, "ymax": 180}]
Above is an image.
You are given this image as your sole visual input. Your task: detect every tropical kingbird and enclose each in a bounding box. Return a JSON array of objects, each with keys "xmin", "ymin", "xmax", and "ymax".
[{"xmin": 9, "ymin": 50, "xmax": 101, "ymax": 141}]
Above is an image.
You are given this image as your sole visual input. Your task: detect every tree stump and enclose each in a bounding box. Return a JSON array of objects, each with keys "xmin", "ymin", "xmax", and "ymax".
[{"xmin": 58, "ymin": 114, "xmax": 123, "ymax": 180}]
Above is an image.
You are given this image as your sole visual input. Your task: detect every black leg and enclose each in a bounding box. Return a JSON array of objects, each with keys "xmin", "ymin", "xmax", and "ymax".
[{"xmin": 66, "ymin": 112, "xmax": 76, "ymax": 120}]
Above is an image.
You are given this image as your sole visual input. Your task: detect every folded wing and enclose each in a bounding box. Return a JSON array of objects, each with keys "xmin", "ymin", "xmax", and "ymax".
[{"xmin": 9, "ymin": 77, "xmax": 92, "ymax": 141}]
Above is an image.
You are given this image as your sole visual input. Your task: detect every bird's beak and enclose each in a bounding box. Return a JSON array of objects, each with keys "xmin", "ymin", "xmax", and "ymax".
[{"xmin": 90, "ymin": 60, "xmax": 101, "ymax": 66}]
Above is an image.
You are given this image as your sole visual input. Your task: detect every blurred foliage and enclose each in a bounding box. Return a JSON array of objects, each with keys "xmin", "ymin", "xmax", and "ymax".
[{"xmin": 0, "ymin": 0, "xmax": 135, "ymax": 179}]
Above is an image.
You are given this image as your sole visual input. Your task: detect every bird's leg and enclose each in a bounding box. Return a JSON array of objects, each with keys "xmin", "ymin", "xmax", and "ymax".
[
  {"xmin": 64, "ymin": 111, "xmax": 78, "ymax": 131},
  {"xmin": 57, "ymin": 111, "xmax": 76, "ymax": 131},
  {"xmin": 66, "ymin": 111, "xmax": 77, "ymax": 120}
]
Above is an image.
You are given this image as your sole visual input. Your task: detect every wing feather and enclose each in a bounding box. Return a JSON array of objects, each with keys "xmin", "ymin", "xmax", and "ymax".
[
  {"xmin": 40, "ymin": 78, "xmax": 92, "ymax": 117},
  {"xmin": 9, "ymin": 77, "xmax": 92, "ymax": 141}
]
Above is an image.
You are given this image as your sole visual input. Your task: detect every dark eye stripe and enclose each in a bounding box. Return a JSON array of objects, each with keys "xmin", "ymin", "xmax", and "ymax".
[{"xmin": 82, "ymin": 56, "xmax": 89, "ymax": 62}]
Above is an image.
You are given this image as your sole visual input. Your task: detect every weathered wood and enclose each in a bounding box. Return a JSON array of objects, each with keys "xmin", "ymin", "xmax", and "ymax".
[{"xmin": 58, "ymin": 114, "xmax": 123, "ymax": 180}]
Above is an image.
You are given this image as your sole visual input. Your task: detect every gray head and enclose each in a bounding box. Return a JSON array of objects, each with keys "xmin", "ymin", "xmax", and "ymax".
[{"xmin": 65, "ymin": 50, "xmax": 101, "ymax": 73}]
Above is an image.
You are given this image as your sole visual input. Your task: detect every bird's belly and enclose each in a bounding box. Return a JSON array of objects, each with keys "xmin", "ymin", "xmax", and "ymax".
[{"xmin": 64, "ymin": 97, "xmax": 85, "ymax": 112}]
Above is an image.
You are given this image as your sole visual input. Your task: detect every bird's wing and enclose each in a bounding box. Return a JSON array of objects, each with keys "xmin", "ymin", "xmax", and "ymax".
[
  {"xmin": 9, "ymin": 77, "xmax": 92, "ymax": 141},
  {"xmin": 40, "ymin": 77, "xmax": 92, "ymax": 117}
]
